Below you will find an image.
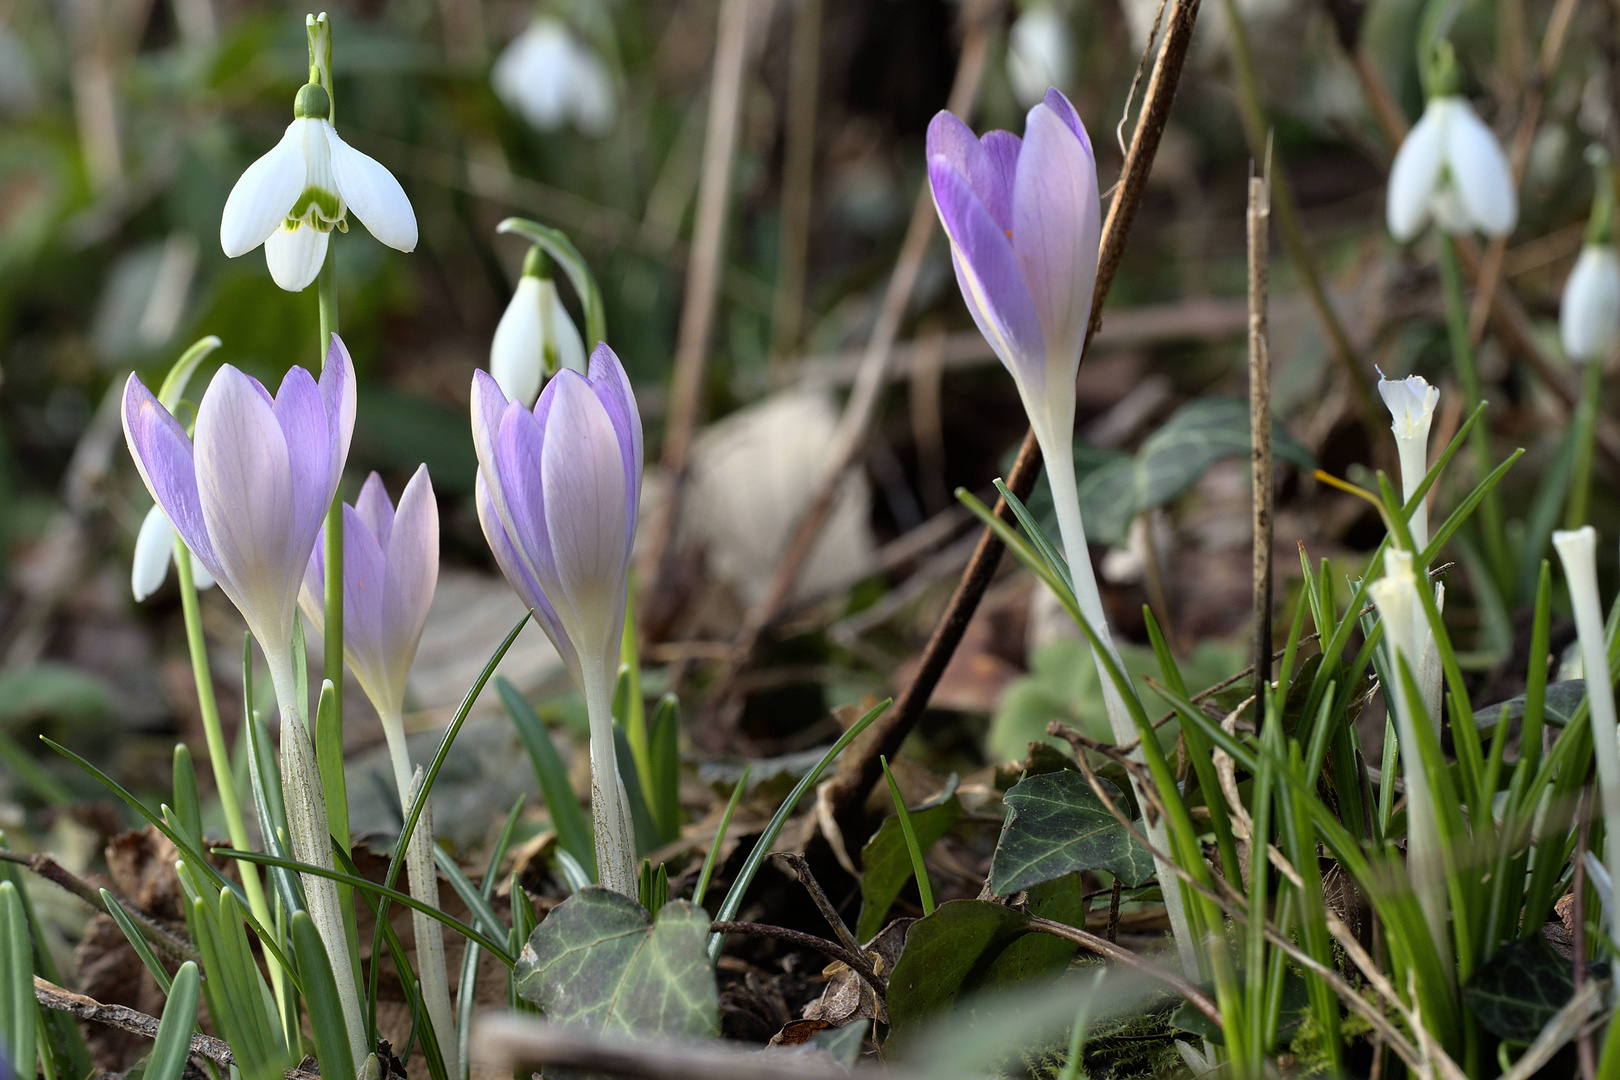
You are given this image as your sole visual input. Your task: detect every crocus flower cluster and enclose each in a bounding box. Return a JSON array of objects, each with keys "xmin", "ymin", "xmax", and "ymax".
[
  {"xmin": 473, "ymin": 343, "xmax": 643, "ymax": 895},
  {"xmin": 490, "ymin": 246, "xmax": 587, "ymax": 408},
  {"xmin": 1386, "ymin": 95, "xmax": 1516, "ymax": 242},
  {"xmin": 926, "ymin": 88, "xmax": 1197, "ymax": 978},
  {"xmin": 493, "ymin": 17, "xmax": 616, "ymax": 137},
  {"xmin": 123, "ymin": 335, "xmax": 368, "ymax": 1058}
]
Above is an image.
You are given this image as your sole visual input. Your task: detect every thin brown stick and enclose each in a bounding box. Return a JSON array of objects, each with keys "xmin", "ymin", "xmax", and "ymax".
[
  {"xmin": 0, "ymin": 849, "xmax": 198, "ymax": 965},
  {"xmin": 1022, "ymin": 916, "xmax": 1222, "ymax": 1029},
  {"xmin": 709, "ymin": 920, "xmax": 885, "ymax": 999},
  {"xmin": 473, "ymin": 1013, "xmax": 912, "ymax": 1080},
  {"xmin": 772, "ymin": 851, "xmax": 867, "ymax": 960},
  {"xmin": 640, "ymin": 0, "xmax": 758, "ymax": 605},
  {"xmin": 1248, "ymin": 162, "xmax": 1273, "ymax": 701},
  {"xmin": 715, "ymin": 0, "xmax": 999, "ymax": 708},
  {"xmin": 768, "ymin": 0, "xmax": 822, "ymax": 361},
  {"xmin": 826, "ymin": 0, "xmax": 1205, "ymax": 842}
]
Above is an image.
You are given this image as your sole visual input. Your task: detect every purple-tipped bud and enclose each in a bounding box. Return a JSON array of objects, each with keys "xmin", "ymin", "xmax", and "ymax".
[
  {"xmin": 472, "ymin": 342, "xmax": 642, "ymax": 692},
  {"xmin": 925, "ymin": 87, "xmax": 1100, "ymax": 450},
  {"xmin": 122, "ymin": 336, "xmax": 356, "ymax": 656},
  {"xmin": 300, "ymin": 466, "xmax": 439, "ymax": 719}
]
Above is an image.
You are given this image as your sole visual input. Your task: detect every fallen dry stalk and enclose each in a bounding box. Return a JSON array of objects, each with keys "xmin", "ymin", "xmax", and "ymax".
[
  {"xmin": 0, "ymin": 848, "xmax": 198, "ymax": 965},
  {"xmin": 826, "ymin": 0, "xmax": 1205, "ymax": 840},
  {"xmin": 1248, "ymin": 162, "xmax": 1273, "ymax": 700}
]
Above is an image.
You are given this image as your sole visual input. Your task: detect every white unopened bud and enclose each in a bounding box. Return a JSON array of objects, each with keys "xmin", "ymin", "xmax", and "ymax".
[
  {"xmin": 489, "ymin": 274, "xmax": 586, "ymax": 407},
  {"xmin": 132, "ymin": 504, "xmax": 214, "ymax": 602},
  {"xmin": 1378, "ymin": 373, "xmax": 1438, "ymax": 550},
  {"xmin": 1561, "ymin": 244, "xmax": 1620, "ymax": 363}
]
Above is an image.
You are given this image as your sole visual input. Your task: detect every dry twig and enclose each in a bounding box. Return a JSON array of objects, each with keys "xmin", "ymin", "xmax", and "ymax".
[{"xmin": 1248, "ymin": 160, "xmax": 1273, "ymax": 700}]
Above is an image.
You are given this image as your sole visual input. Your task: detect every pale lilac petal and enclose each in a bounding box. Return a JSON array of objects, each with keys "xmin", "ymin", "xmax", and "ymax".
[
  {"xmin": 122, "ymin": 375, "xmax": 222, "ymax": 581},
  {"xmin": 929, "ymin": 161, "xmax": 1045, "ymax": 384},
  {"xmin": 1041, "ymin": 87, "xmax": 1092, "ymax": 157},
  {"xmin": 1387, "ymin": 101, "xmax": 1446, "ymax": 242},
  {"xmin": 299, "ymin": 535, "xmax": 326, "ymax": 637},
  {"xmin": 354, "ymin": 472, "xmax": 395, "ymax": 549},
  {"xmin": 194, "ymin": 365, "xmax": 299, "ymax": 650},
  {"xmin": 337, "ymin": 500, "xmax": 391, "ymax": 704},
  {"xmin": 493, "ymin": 399, "xmax": 559, "ymax": 594},
  {"xmin": 979, "ymin": 130, "xmax": 1022, "ymax": 230},
  {"xmin": 379, "ymin": 466, "xmax": 438, "ymax": 711},
  {"xmin": 927, "ymin": 111, "xmax": 1011, "ymax": 229},
  {"xmin": 320, "ymin": 335, "xmax": 357, "ymax": 497},
  {"xmin": 220, "ymin": 120, "xmax": 306, "ymax": 257},
  {"xmin": 540, "ymin": 371, "xmax": 629, "ymax": 658},
  {"xmin": 1011, "ymin": 98, "xmax": 1100, "ymax": 387},
  {"xmin": 470, "ymin": 369, "xmax": 510, "ymax": 480},
  {"xmin": 476, "ymin": 470, "xmax": 580, "ymax": 686},
  {"xmin": 271, "ymin": 364, "xmax": 333, "ymax": 553},
  {"xmin": 586, "ymin": 343, "xmax": 642, "ymax": 515}
]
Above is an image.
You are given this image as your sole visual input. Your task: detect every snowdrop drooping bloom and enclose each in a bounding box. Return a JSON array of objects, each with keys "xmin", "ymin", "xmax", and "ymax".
[
  {"xmin": 1561, "ymin": 244, "xmax": 1620, "ymax": 363},
  {"xmin": 1377, "ymin": 373, "xmax": 1439, "ymax": 550},
  {"xmin": 492, "ymin": 18, "xmax": 616, "ymax": 137},
  {"xmin": 490, "ymin": 246, "xmax": 587, "ymax": 407},
  {"xmin": 1386, "ymin": 95, "xmax": 1517, "ymax": 241},
  {"xmin": 472, "ymin": 343, "xmax": 642, "ymax": 895},
  {"xmin": 1007, "ymin": 5, "xmax": 1074, "ymax": 109},
  {"xmin": 132, "ymin": 504, "xmax": 215, "ymax": 601},
  {"xmin": 1553, "ymin": 527, "xmax": 1620, "ymax": 934},
  {"xmin": 219, "ymin": 82, "xmax": 418, "ymax": 292}
]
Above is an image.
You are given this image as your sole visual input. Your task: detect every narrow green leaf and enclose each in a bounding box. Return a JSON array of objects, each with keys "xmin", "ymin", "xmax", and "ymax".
[
  {"xmin": 156, "ymin": 335, "xmax": 222, "ymax": 411},
  {"xmin": 857, "ymin": 782, "xmax": 959, "ymax": 941},
  {"xmin": 693, "ymin": 764, "xmax": 749, "ymax": 910},
  {"xmin": 0, "ymin": 881, "xmax": 36, "ymax": 1078},
  {"xmin": 100, "ymin": 890, "xmax": 173, "ymax": 995},
  {"xmin": 496, "ymin": 674, "xmax": 595, "ymax": 878},
  {"xmin": 649, "ymin": 693, "xmax": 682, "ymax": 843},
  {"xmin": 144, "ymin": 961, "xmax": 200, "ymax": 1080},
  {"xmin": 291, "ymin": 912, "xmax": 356, "ymax": 1080},
  {"xmin": 880, "ymin": 757, "xmax": 934, "ymax": 917},
  {"xmin": 495, "ymin": 218, "xmax": 607, "ymax": 347},
  {"xmin": 171, "ymin": 744, "xmax": 202, "ymax": 848},
  {"xmin": 457, "ymin": 798, "xmax": 524, "ymax": 1080}
]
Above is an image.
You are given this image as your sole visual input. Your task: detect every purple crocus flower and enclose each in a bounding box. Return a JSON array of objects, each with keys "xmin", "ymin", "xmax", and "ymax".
[
  {"xmin": 472, "ymin": 341, "xmax": 642, "ymax": 894},
  {"xmin": 299, "ymin": 466, "xmax": 439, "ymax": 725},
  {"xmin": 122, "ymin": 335, "xmax": 356, "ymax": 660},
  {"xmin": 925, "ymin": 88, "xmax": 1100, "ymax": 455}
]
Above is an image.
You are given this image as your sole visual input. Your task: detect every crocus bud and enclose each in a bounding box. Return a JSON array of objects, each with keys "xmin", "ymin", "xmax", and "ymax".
[
  {"xmin": 1553, "ymin": 526, "xmax": 1620, "ymax": 933},
  {"xmin": 132, "ymin": 504, "xmax": 215, "ymax": 601},
  {"xmin": 220, "ymin": 19, "xmax": 416, "ymax": 292},
  {"xmin": 1007, "ymin": 6, "xmax": 1074, "ymax": 109},
  {"xmin": 1377, "ymin": 373, "xmax": 1438, "ymax": 551},
  {"xmin": 1561, "ymin": 245, "xmax": 1620, "ymax": 364},
  {"xmin": 926, "ymin": 87, "xmax": 1099, "ymax": 462},
  {"xmin": 490, "ymin": 247, "xmax": 587, "ymax": 407},
  {"xmin": 472, "ymin": 343, "xmax": 642, "ymax": 895},
  {"xmin": 1386, "ymin": 95, "xmax": 1517, "ymax": 241},
  {"xmin": 492, "ymin": 17, "xmax": 616, "ymax": 137},
  {"xmin": 123, "ymin": 335, "xmax": 356, "ymax": 659},
  {"xmin": 300, "ymin": 467, "xmax": 438, "ymax": 726}
]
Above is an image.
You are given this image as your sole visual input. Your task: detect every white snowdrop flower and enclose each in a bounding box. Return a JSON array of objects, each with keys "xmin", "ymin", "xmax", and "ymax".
[
  {"xmin": 489, "ymin": 247, "xmax": 587, "ymax": 407},
  {"xmin": 219, "ymin": 82, "xmax": 417, "ymax": 292},
  {"xmin": 1007, "ymin": 6, "xmax": 1073, "ymax": 109},
  {"xmin": 1387, "ymin": 96, "xmax": 1517, "ymax": 241},
  {"xmin": 492, "ymin": 18, "xmax": 616, "ymax": 137},
  {"xmin": 1561, "ymin": 244, "xmax": 1620, "ymax": 363},
  {"xmin": 1377, "ymin": 373, "xmax": 1439, "ymax": 550},
  {"xmin": 132, "ymin": 504, "xmax": 214, "ymax": 602}
]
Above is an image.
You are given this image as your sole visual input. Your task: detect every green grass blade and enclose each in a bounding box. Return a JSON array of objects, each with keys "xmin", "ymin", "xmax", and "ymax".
[
  {"xmin": 291, "ymin": 912, "xmax": 357, "ymax": 1080},
  {"xmin": 496, "ymin": 674, "xmax": 595, "ymax": 877},
  {"xmin": 101, "ymin": 890, "xmax": 173, "ymax": 995},
  {"xmin": 694, "ymin": 764, "xmax": 750, "ymax": 910},
  {"xmin": 650, "ymin": 693, "xmax": 682, "ymax": 843},
  {"xmin": 0, "ymin": 881, "xmax": 36, "ymax": 1078},
  {"xmin": 144, "ymin": 961, "xmax": 200, "ymax": 1080},
  {"xmin": 880, "ymin": 756, "xmax": 933, "ymax": 915}
]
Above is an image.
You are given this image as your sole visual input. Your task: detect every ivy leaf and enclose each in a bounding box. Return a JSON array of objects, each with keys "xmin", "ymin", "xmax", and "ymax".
[
  {"xmin": 857, "ymin": 781, "xmax": 961, "ymax": 942},
  {"xmin": 1462, "ymin": 937, "xmax": 1575, "ymax": 1043},
  {"xmin": 514, "ymin": 888, "xmax": 719, "ymax": 1043},
  {"xmin": 1473, "ymin": 681, "xmax": 1587, "ymax": 730},
  {"xmin": 990, "ymin": 771, "xmax": 1154, "ymax": 896}
]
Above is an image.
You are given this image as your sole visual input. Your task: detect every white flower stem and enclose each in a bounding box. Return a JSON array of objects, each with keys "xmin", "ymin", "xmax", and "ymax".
[
  {"xmin": 1044, "ymin": 445, "xmax": 1199, "ymax": 980},
  {"xmin": 1385, "ymin": 649, "xmax": 1450, "ymax": 960},
  {"xmin": 266, "ymin": 646, "xmax": 369, "ymax": 1069},
  {"xmin": 377, "ymin": 711, "xmax": 458, "ymax": 1080},
  {"xmin": 1554, "ymin": 531, "xmax": 1620, "ymax": 935},
  {"xmin": 581, "ymin": 652, "xmax": 638, "ymax": 896}
]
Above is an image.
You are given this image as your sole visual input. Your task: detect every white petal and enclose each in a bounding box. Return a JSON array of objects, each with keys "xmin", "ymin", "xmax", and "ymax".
[
  {"xmin": 191, "ymin": 557, "xmax": 215, "ymax": 591},
  {"xmin": 264, "ymin": 223, "xmax": 329, "ymax": 292},
  {"xmin": 1562, "ymin": 245, "xmax": 1620, "ymax": 361},
  {"xmin": 220, "ymin": 120, "xmax": 309, "ymax": 257},
  {"xmin": 325, "ymin": 127, "xmax": 417, "ymax": 252},
  {"xmin": 132, "ymin": 505, "xmax": 174, "ymax": 602},
  {"xmin": 493, "ymin": 21, "xmax": 574, "ymax": 131},
  {"xmin": 569, "ymin": 46, "xmax": 617, "ymax": 136},
  {"xmin": 1386, "ymin": 100, "xmax": 1447, "ymax": 242},
  {"xmin": 490, "ymin": 276, "xmax": 545, "ymax": 407},
  {"xmin": 1443, "ymin": 98, "xmax": 1517, "ymax": 237},
  {"xmin": 551, "ymin": 288, "xmax": 588, "ymax": 374},
  {"xmin": 1007, "ymin": 6, "xmax": 1073, "ymax": 109}
]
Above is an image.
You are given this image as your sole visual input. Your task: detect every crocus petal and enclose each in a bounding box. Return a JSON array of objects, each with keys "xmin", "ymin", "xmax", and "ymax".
[
  {"xmin": 326, "ymin": 127, "xmax": 418, "ymax": 252},
  {"xmin": 539, "ymin": 371, "xmax": 630, "ymax": 658},
  {"xmin": 220, "ymin": 121, "xmax": 306, "ymax": 257},
  {"xmin": 1387, "ymin": 101, "xmax": 1447, "ymax": 242},
  {"xmin": 927, "ymin": 111, "xmax": 1012, "ymax": 230},
  {"xmin": 338, "ymin": 500, "xmax": 391, "ymax": 699},
  {"xmin": 476, "ymin": 470, "xmax": 580, "ymax": 685},
  {"xmin": 1011, "ymin": 97, "xmax": 1100, "ymax": 391},
  {"xmin": 354, "ymin": 471, "xmax": 396, "ymax": 549},
  {"xmin": 194, "ymin": 365, "xmax": 299, "ymax": 649},
  {"xmin": 490, "ymin": 276, "xmax": 546, "ymax": 407},
  {"xmin": 492, "ymin": 397, "xmax": 559, "ymax": 596},
  {"xmin": 1040, "ymin": 87, "xmax": 1091, "ymax": 157},
  {"xmin": 1563, "ymin": 245, "xmax": 1620, "ymax": 361},
  {"xmin": 929, "ymin": 162, "xmax": 1045, "ymax": 387},
  {"xmin": 979, "ymin": 130, "xmax": 1022, "ymax": 231},
  {"xmin": 122, "ymin": 375, "xmax": 222, "ymax": 582},
  {"xmin": 1443, "ymin": 99, "xmax": 1516, "ymax": 237},
  {"xmin": 132, "ymin": 505, "xmax": 174, "ymax": 602},
  {"xmin": 380, "ymin": 465, "xmax": 438, "ymax": 711},
  {"xmin": 264, "ymin": 223, "xmax": 329, "ymax": 292},
  {"xmin": 319, "ymin": 335, "xmax": 358, "ymax": 500},
  {"xmin": 586, "ymin": 343, "xmax": 643, "ymax": 508},
  {"xmin": 271, "ymin": 364, "xmax": 336, "ymax": 553}
]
